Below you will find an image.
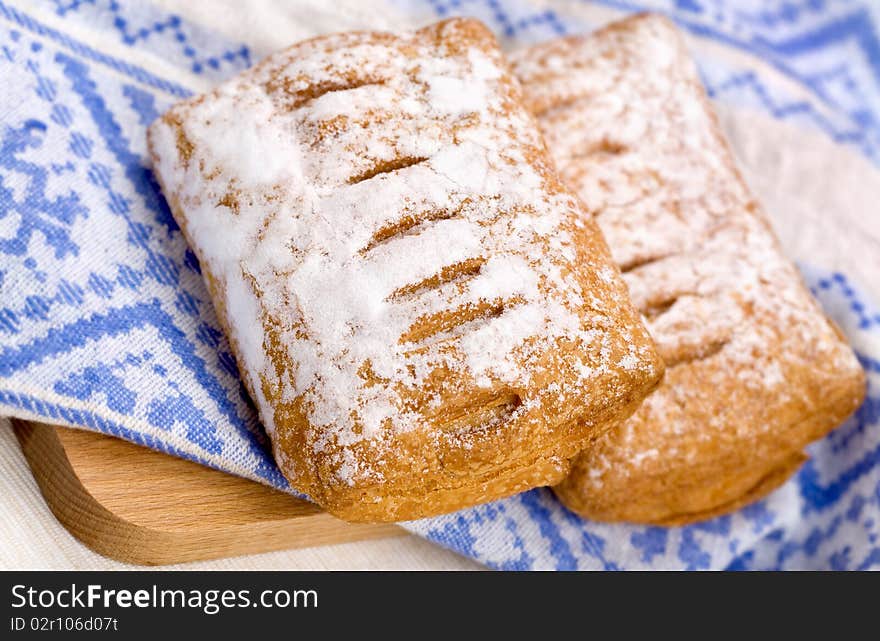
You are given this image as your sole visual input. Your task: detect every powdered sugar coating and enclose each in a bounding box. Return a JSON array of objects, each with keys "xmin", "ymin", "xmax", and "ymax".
[
  {"xmin": 514, "ymin": 14, "xmax": 864, "ymax": 500},
  {"xmin": 148, "ymin": 18, "xmax": 661, "ymax": 501}
]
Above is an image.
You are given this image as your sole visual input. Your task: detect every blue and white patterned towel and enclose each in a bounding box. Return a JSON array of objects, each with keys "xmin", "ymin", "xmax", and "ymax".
[{"xmin": 1, "ymin": 0, "xmax": 879, "ymax": 569}]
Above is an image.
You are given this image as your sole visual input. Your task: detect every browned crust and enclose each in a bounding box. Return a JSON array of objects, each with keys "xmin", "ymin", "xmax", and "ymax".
[
  {"xmin": 517, "ymin": 13, "xmax": 867, "ymax": 525},
  {"xmin": 552, "ymin": 313, "xmax": 866, "ymax": 525},
  {"xmin": 147, "ymin": 18, "xmax": 664, "ymax": 523}
]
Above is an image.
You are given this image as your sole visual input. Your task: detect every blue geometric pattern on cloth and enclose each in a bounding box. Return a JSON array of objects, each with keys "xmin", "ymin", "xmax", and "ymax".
[
  {"xmin": 1, "ymin": 0, "xmax": 878, "ymax": 569},
  {"xmin": 409, "ymin": 0, "xmax": 880, "ymax": 163},
  {"xmin": 409, "ymin": 268, "xmax": 880, "ymax": 570}
]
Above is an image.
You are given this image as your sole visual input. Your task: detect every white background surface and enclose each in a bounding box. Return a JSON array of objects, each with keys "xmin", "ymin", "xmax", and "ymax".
[{"xmin": 0, "ymin": 416, "xmax": 481, "ymax": 569}]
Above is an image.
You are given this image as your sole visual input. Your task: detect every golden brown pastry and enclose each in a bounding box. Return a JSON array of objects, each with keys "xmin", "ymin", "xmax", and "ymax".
[
  {"xmin": 147, "ymin": 18, "xmax": 663, "ymax": 523},
  {"xmin": 513, "ymin": 13, "xmax": 866, "ymax": 525}
]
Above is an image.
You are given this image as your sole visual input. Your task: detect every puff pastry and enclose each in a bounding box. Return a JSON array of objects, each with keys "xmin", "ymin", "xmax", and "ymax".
[
  {"xmin": 513, "ymin": 14, "xmax": 866, "ymax": 525},
  {"xmin": 148, "ymin": 18, "xmax": 663, "ymax": 522}
]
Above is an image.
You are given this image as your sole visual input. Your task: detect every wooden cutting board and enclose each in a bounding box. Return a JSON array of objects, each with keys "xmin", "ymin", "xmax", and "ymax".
[{"xmin": 12, "ymin": 420, "xmax": 401, "ymax": 566}]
